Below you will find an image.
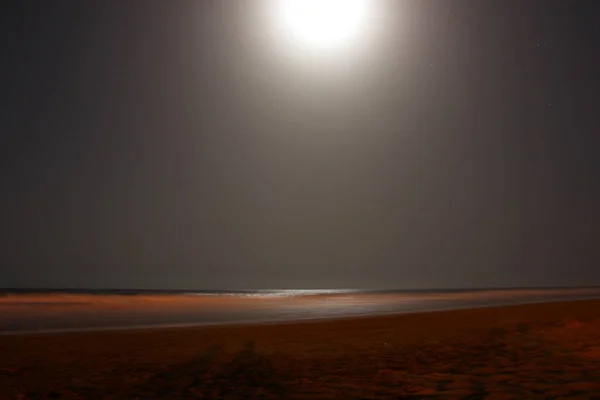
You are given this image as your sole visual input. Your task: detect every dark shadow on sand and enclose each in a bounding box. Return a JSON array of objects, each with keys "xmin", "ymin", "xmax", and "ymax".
[{"xmin": 134, "ymin": 341, "xmax": 288, "ymax": 399}]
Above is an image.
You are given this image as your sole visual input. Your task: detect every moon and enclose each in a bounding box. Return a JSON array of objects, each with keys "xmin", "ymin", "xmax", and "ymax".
[{"xmin": 277, "ymin": 0, "xmax": 370, "ymax": 50}]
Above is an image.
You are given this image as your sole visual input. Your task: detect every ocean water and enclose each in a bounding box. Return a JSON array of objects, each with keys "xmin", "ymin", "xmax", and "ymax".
[
  {"xmin": 3, "ymin": 286, "xmax": 596, "ymax": 297},
  {"xmin": 1, "ymin": 287, "xmax": 600, "ymax": 334}
]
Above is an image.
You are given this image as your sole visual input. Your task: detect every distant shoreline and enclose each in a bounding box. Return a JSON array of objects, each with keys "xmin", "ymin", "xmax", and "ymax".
[{"xmin": 2, "ymin": 285, "xmax": 600, "ymax": 296}]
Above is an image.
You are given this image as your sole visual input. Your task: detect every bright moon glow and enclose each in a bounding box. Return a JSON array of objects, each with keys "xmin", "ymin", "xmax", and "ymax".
[{"xmin": 278, "ymin": 0, "xmax": 370, "ymax": 50}]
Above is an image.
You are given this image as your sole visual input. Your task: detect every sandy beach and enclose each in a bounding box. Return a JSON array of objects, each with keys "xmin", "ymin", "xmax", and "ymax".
[
  {"xmin": 2, "ymin": 288, "xmax": 600, "ymax": 334},
  {"xmin": 1, "ymin": 299, "xmax": 600, "ymax": 399}
]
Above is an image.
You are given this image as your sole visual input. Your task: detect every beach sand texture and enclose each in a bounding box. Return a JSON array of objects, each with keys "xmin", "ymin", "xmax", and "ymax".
[{"xmin": 1, "ymin": 299, "xmax": 600, "ymax": 399}]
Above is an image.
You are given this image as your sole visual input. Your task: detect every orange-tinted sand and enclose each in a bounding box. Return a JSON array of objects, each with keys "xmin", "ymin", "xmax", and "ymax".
[
  {"xmin": 3, "ymin": 288, "xmax": 600, "ymax": 334},
  {"xmin": 1, "ymin": 299, "xmax": 600, "ymax": 399}
]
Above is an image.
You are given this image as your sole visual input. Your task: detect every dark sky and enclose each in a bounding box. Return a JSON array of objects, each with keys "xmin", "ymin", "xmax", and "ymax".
[{"xmin": 1, "ymin": 0, "xmax": 599, "ymax": 290}]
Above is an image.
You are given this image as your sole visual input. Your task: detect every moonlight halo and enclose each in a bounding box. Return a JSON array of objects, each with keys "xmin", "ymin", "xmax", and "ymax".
[{"xmin": 277, "ymin": 0, "xmax": 370, "ymax": 50}]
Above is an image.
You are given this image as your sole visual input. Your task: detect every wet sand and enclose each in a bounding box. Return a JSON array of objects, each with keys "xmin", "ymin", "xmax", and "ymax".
[
  {"xmin": 1, "ymin": 299, "xmax": 600, "ymax": 399},
  {"xmin": 2, "ymin": 287, "xmax": 600, "ymax": 334}
]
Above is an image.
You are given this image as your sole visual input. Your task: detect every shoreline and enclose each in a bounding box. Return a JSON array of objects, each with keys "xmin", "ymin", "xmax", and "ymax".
[
  {"xmin": 2, "ymin": 289, "xmax": 600, "ymax": 337},
  {"xmin": 2, "ymin": 295, "xmax": 600, "ymax": 337}
]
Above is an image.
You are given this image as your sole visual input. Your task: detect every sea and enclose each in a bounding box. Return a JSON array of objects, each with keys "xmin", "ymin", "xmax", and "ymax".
[{"xmin": 1, "ymin": 287, "xmax": 600, "ymax": 335}]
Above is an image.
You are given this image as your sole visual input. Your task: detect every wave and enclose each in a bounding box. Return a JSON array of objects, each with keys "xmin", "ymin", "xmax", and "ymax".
[{"xmin": 1, "ymin": 286, "xmax": 599, "ymax": 299}]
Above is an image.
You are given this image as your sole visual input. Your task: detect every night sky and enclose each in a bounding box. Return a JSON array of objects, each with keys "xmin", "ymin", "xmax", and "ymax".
[{"xmin": 1, "ymin": 0, "xmax": 599, "ymax": 290}]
